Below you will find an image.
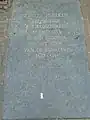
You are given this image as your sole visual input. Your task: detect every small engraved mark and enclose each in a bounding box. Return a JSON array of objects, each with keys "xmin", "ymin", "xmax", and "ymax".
[{"xmin": 40, "ymin": 93, "xmax": 44, "ymax": 99}]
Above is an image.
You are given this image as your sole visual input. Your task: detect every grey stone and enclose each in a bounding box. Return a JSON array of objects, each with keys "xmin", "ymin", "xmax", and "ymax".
[
  {"xmin": 3, "ymin": 0, "xmax": 90, "ymax": 119},
  {"xmin": 0, "ymin": 85, "xmax": 4, "ymax": 101}
]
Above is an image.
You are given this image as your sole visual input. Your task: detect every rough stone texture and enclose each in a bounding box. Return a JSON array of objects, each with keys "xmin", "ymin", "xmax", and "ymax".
[
  {"xmin": 0, "ymin": 0, "xmax": 13, "ymax": 10},
  {"xmin": 80, "ymin": 0, "xmax": 90, "ymax": 71},
  {"xmin": 3, "ymin": 0, "xmax": 90, "ymax": 119},
  {"xmin": 0, "ymin": 1, "xmax": 13, "ymax": 119}
]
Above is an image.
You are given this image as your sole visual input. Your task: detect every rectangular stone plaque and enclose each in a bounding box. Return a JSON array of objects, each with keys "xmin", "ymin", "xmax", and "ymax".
[{"xmin": 3, "ymin": 0, "xmax": 90, "ymax": 119}]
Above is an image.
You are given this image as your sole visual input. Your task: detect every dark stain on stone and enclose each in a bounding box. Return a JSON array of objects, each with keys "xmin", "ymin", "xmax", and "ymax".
[
  {"xmin": 13, "ymin": 32, "xmax": 16, "ymax": 35},
  {"xmin": 74, "ymin": 35, "xmax": 80, "ymax": 40}
]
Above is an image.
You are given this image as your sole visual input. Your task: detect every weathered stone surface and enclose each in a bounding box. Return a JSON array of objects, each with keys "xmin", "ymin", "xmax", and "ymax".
[
  {"xmin": 0, "ymin": 1, "xmax": 13, "ymax": 119},
  {"xmin": 3, "ymin": 0, "xmax": 90, "ymax": 119}
]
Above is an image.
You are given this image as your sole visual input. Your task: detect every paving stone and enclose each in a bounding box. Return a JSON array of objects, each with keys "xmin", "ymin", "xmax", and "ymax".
[{"xmin": 3, "ymin": 0, "xmax": 90, "ymax": 119}]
